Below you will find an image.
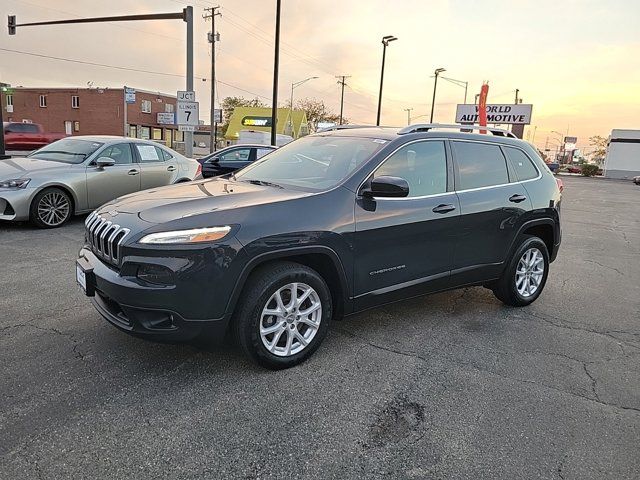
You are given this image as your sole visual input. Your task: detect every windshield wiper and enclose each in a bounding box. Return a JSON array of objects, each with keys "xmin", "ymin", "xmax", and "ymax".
[{"xmin": 241, "ymin": 179, "xmax": 284, "ymax": 189}]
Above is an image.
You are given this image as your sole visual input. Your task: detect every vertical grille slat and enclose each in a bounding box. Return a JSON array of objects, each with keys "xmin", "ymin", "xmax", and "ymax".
[{"xmin": 84, "ymin": 214, "xmax": 130, "ymax": 267}]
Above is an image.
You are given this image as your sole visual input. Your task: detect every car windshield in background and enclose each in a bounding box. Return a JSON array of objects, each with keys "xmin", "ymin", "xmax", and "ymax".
[
  {"xmin": 233, "ymin": 136, "xmax": 385, "ymax": 191},
  {"xmin": 27, "ymin": 139, "xmax": 104, "ymax": 164}
]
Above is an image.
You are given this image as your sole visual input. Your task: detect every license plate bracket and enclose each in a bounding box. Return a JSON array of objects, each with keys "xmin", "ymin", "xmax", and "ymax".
[{"xmin": 76, "ymin": 257, "xmax": 96, "ymax": 297}]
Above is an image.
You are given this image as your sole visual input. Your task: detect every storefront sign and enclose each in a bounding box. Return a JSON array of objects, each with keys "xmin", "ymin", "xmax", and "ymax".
[
  {"xmin": 456, "ymin": 104, "xmax": 533, "ymax": 124},
  {"xmin": 157, "ymin": 112, "xmax": 175, "ymax": 125},
  {"xmin": 241, "ymin": 116, "xmax": 272, "ymax": 127}
]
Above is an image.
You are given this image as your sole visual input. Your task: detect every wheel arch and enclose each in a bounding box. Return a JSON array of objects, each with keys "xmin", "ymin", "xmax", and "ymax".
[
  {"xmin": 508, "ymin": 218, "xmax": 557, "ymax": 263},
  {"xmin": 31, "ymin": 183, "xmax": 78, "ymax": 215},
  {"xmin": 226, "ymin": 246, "xmax": 351, "ymax": 321}
]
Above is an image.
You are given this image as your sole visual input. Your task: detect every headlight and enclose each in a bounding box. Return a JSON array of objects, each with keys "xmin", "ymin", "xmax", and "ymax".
[
  {"xmin": 0, "ymin": 178, "xmax": 30, "ymax": 189},
  {"xmin": 139, "ymin": 226, "xmax": 232, "ymax": 245}
]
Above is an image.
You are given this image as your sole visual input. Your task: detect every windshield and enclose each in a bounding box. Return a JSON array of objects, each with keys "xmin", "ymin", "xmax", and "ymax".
[
  {"xmin": 27, "ymin": 138, "xmax": 104, "ymax": 164},
  {"xmin": 234, "ymin": 136, "xmax": 385, "ymax": 191}
]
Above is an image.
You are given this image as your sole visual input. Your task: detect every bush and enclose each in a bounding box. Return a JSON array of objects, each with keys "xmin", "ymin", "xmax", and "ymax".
[{"xmin": 581, "ymin": 164, "xmax": 599, "ymax": 177}]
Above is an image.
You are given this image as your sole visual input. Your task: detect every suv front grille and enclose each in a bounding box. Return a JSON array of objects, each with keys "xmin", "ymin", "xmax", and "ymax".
[{"xmin": 85, "ymin": 212, "xmax": 130, "ymax": 266}]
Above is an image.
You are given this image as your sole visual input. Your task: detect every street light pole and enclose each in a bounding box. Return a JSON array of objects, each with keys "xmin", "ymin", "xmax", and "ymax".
[
  {"xmin": 270, "ymin": 0, "xmax": 281, "ymax": 146},
  {"xmin": 429, "ymin": 67, "xmax": 446, "ymax": 123},
  {"xmin": 204, "ymin": 6, "xmax": 221, "ymax": 153},
  {"xmin": 376, "ymin": 35, "xmax": 397, "ymax": 126},
  {"xmin": 404, "ymin": 107, "xmax": 413, "ymax": 125},
  {"xmin": 289, "ymin": 76, "xmax": 318, "ymax": 136}
]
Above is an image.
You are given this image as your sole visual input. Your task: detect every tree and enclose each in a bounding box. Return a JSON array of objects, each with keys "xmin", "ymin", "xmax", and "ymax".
[
  {"xmin": 220, "ymin": 96, "xmax": 267, "ymax": 136},
  {"xmin": 291, "ymin": 98, "xmax": 345, "ymax": 132},
  {"xmin": 589, "ymin": 135, "xmax": 608, "ymax": 165}
]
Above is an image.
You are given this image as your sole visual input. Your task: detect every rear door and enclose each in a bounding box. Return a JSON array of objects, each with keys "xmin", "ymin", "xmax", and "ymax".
[
  {"xmin": 450, "ymin": 140, "xmax": 532, "ymax": 284},
  {"xmin": 86, "ymin": 143, "xmax": 141, "ymax": 209},
  {"xmin": 353, "ymin": 139, "xmax": 459, "ymax": 309},
  {"xmin": 134, "ymin": 143, "xmax": 175, "ymax": 189}
]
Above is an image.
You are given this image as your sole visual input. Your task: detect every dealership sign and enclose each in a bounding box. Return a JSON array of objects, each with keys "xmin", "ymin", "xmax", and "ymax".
[{"xmin": 455, "ymin": 104, "xmax": 533, "ymax": 125}]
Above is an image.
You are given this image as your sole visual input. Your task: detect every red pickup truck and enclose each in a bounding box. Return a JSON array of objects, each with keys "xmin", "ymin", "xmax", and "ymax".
[{"xmin": 3, "ymin": 122, "xmax": 66, "ymax": 151}]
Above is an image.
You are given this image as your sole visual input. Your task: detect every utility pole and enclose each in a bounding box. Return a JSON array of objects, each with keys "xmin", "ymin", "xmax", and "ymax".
[
  {"xmin": 204, "ymin": 6, "xmax": 221, "ymax": 153},
  {"xmin": 335, "ymin": 75, "xmax": 350, "ymax": 125},
  {"xmin": 270, "ymin": 0, "xmax": 282, "ymax": 146},
  {"xmin": 404, "ymin": 107, "xmax": 413, "ymax": 125}
]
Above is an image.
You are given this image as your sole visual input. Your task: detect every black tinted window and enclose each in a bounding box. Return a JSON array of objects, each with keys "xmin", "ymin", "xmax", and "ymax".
[
  {"xmin": 100, "ymin": 144, "xmax": 133, "ymax": 165},
  {"xmin": 375, "ymin": 141, "xmax": 447, "ymax": 197},
  {"xmin": 504, "ymin": 147, "xmax": 538, "ymax": 181},
  {"xmin": 453, "ymin": 141, "xmax": 509, "ymax": 190}
]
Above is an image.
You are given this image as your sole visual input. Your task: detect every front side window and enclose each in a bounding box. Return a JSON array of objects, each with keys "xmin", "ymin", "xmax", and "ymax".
[
  {"xmin": 374, "ymin": 141, "xmax": 447, "ymax": 197},
  {"xmin": 99, "ymin": 144, "xmax": 133, "ymax": 165},
  {"xmin": 220, "ymin": 148, "xmax": 251, "ymax": 162},
  {"xmin": 234, "ymin": 136, "xmax": 385, "ymax": 192},
  {"xmin": 27, "ymin": 138, "xmax": 103, "ymax": 164},
  {"xmin": 452, "ymin": 141, "xmax": 509, "ymax": 190},
  {"xmin": 504, "ymin": 147, "xmax": 539, "ymax": 182}
]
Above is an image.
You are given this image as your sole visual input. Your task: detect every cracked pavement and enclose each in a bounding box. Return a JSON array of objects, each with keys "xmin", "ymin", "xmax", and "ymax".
[{"xmin": 1, "ymin": 176, "xmax": 639, "ymax": 479}]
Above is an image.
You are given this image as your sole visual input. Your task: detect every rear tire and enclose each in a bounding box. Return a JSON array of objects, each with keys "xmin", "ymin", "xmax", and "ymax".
[
  {"xmin": 30, "ymin": 187, "xmax": 72, "ymax": 228},
  {"xmin": 492, "ymin": 235, "xmax": 549, "ymax": 307},
  {"xmin": 233, "ymin": 261, "xmax": 332, "ymax": 369}
]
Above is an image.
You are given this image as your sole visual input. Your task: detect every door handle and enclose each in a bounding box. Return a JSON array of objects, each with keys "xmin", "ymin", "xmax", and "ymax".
[
  {"xmin": 509, "ymin": 194, "xmax": 527, "ymax": 203},
  {"xmin": 128, "ymin": 169, "xmax": 139, "ymax": 176},
  {"xmin": 432, "ymin": 204, "xmax": 456, "ymax": 214},
  {"xmin": 167, "ymin": 166, "xmax": 176, "ymax": 172}
]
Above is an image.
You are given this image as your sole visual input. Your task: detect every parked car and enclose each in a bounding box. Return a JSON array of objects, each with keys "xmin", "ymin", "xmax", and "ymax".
[
  {"xmin": 633, "ymin": 176, "xmax": 640, "ymax": 185},
  {"xmin": 0, "ymin": 136, "xmax": 200, "ymax": 228},
  {"xmin": 77, "ymin": 125, "xmax": 561, "ymax": 369},
  {"xmin": 198, "ymin": 144, "xmax": 277, "ymax": 177},
  {"xmin": 566, "ymin": 165, "xmax": 582, "ymax": 174},
  {"xmin": 3, "ymin": 122, "xmax": 66, "ymax": 151},
  {"xmin": 545, "ymin": 162, "xmax": 560, "ymax": 173}
]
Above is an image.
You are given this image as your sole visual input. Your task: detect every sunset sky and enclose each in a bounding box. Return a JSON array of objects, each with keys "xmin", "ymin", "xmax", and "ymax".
[{"xmin": 1, "ymin": 0, "xmax": 639, "ymax": 150}]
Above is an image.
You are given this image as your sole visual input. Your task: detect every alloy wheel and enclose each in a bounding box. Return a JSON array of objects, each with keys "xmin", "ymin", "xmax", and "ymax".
[
  {"xmin": 259, "ymin": 282, "xmax": 322, "ymax": 357},
  {"xmin": 515, "ymin": 247, "xmax": 544, "ymax": 298},
  {"xmin": 37, "ymin": 191, "xmax": 70, "ymax": 227}
]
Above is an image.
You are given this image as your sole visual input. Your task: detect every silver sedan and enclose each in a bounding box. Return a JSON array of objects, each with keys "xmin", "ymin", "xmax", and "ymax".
[{"xmin": 0, "ymin": 136, "xmax": 200, "ymax": 228}]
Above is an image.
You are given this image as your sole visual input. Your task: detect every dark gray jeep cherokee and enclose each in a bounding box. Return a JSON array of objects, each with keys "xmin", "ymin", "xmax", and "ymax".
[{"xmin": 77, "ymin": 124, "xmax": 561, "ymax": 369}]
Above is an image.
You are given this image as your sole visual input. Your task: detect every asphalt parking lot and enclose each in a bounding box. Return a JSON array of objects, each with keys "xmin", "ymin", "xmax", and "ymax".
[{"xmin": 1, "ymin": 175, "xmax": 638, "ymax": 479}]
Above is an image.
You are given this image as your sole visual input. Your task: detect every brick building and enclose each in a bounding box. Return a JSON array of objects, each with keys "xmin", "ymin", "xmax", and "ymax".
[{"xmin": 1, "ymin": 86, "xmax": 185, "ymax": 148}]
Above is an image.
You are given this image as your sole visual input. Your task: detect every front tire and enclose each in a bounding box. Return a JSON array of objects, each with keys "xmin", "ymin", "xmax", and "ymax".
[
  {"xmin": 233, "ymin": 261, "xmax": 332, "ymax": 369},
  {"xmin": 492, "ymin": 236, "xmax": 549, "ymax": 307},
  {"xmin": 30, "ymin": 187, "xmax": 72, "ymax": 228}
]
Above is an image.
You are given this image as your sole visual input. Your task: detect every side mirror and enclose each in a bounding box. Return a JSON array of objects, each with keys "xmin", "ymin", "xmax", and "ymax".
[
  {"xmin": 362, "ymin": 175, "xmax": 409, "ymax": 198},
  {"xmin": 95, "ymin": 157, "xmax": 116, "ymax": 169}
]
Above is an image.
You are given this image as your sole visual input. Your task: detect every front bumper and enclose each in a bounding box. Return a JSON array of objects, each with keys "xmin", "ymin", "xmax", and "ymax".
[
  {"xmin": 78, "ymin": 246, "xmax": 240, "ymax": 342},
  {"xmin": 0, "ymin": 187, "xmax": 34, "ymax": 221}
]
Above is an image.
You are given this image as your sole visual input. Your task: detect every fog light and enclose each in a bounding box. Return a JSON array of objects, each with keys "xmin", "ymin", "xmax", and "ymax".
[{"xmin": 136, "ymin": 264, "xmax": 174, "ymax": 285}]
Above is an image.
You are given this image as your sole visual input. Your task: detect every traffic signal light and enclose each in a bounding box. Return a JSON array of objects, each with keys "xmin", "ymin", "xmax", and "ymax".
[{"xmin": 8, "ymin": 15, "xmax": 16, "ymax": 35}]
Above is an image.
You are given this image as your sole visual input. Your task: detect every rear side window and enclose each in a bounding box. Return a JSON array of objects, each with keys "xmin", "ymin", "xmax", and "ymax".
[
  {"xmin": 256, "ymin": 147, "xmax": 274, "ymax": 160},
  {"xmin": 135, "ymin": 144, "xmax": 162, "ymax": 162},
  {"xmin": 504, "ymin": 147, "xmax": 539, "ymax": 181},
  {"xmin": 375, "ymin": 141, "xmax": 447, "ymax": 197},
  {"xmin": 452, "ymin": 141, "xmax": 509, "ymax": 190}
]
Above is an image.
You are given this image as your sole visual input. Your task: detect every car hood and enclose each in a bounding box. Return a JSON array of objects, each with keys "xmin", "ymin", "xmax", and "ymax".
[
  {"xmin": 97, "ymin": 177, "xmax": 314, "ymax": 224},
  {"xmin": 0, "ymin": 157, "xmax": 71, "ymax": 179}
]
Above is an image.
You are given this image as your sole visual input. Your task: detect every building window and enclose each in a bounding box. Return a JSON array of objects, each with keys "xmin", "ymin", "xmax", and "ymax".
[
  {"xmin": 141, "ymin": 100, "xmax": 152, "ymax": 113},
  {"xmin": 165, "ymin": 104, "xmax": 174, "ymax": 113},
  {"xmin": 71, "ymin": 95, "xmax": 80, "ymax": 109},
  {"xmin": 6, "ymin": 94, "xmax": 13, "ymax": 107},
  {"xmin": 152, "ymin": 128, "xmax": 162, "ymax": 140},
  {"xmin": 128, "ymin": 125, "xmax": 137, "ymax": 138},
  {"xmin": 74, "ymin": 121, "xmax": 80, "ymax": 132},
  {"xmin": 140, "ymin": 126, "xmax": 150, "ymax": 139},
  {"xmin": 39, "ymin": 95, "xmax": 47, "ymax": 108}
]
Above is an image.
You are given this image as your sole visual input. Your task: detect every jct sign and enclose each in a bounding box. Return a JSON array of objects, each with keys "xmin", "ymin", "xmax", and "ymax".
[{"xmin": 456, "ymin": 104, "xmax": 533, "ymax": 125}]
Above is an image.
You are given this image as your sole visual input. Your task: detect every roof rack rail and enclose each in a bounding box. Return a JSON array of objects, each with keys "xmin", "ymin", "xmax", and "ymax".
[
  {"xmin": 397, "ymin": 123, "xmax": 517, "ymax": 138},
  {"xmin": 317, "ymin": 124, "xmax": 376, "ymax": 132}
]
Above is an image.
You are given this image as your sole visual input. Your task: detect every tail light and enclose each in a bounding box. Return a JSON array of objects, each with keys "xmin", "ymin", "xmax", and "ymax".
[
  {"xmin": 195, "ymin": 162, "xmax": 202, "ymax": 178},
  {"xmin": 556, "ymin": 178, "xmax": 564, "ymax": 193}
]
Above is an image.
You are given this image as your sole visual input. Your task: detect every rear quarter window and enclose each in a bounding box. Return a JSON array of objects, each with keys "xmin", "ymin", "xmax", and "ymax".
[
  {"xmin": 503, "ymin": 147, "xmax": 539, "ymax": 181},
  {"xmin": 452, "ymin": 141, "xmax": 509, "ymax": 190}
]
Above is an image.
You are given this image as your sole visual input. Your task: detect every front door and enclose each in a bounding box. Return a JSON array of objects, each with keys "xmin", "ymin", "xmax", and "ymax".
[
  {"xmin": 217, "ymin": 147, "xmax": 254, "ymax": 174},
  {"xmin": 86, "ymin": 143, "xmax": 140, "ymax": 209},
  {"xmin": 353, "ymin": 140, "xmax": 460, "ymax": 310},
  {"xmin": 134, "ymin": 143, "xmax": 175, "ymax": 189},
  {"xmin": 450, "ymin": 140, "xmax": 533, "ymax": 284}
]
